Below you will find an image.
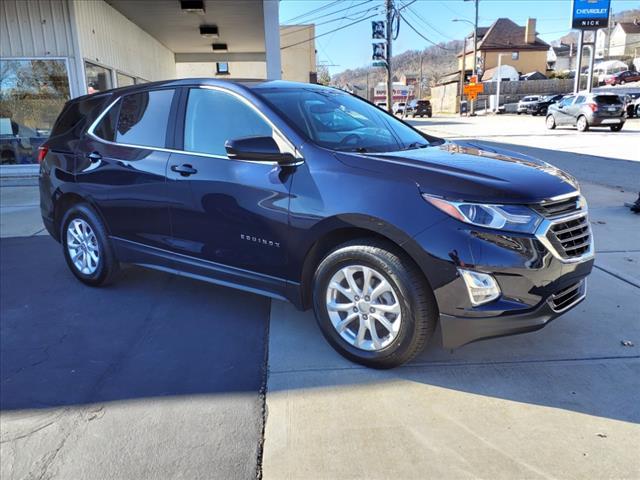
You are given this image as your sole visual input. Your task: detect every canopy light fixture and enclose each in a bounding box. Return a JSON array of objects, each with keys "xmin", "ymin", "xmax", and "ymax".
[
  {"xmin": 211, "ymin": 43, "xmax": 228, "ymax": 52},
  {"xmin": 199, "ymin": 25, "xmax": 219, "ymax": 38},
  {"xmin": 180, "ymin": 0, "xmax": 205, "ymax": 14}
]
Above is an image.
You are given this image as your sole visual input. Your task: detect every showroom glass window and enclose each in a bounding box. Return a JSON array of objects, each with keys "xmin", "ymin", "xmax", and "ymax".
[
  {"xmin": 85, "ymin": 62, "xmax": 112, "ymax": 94},
  {"xmin": 116, "ymin": 72, "xmax": 135, "ymax": 87},
  {"xmin": 95, "ymin": 89, "xmax": 174, "ymax": 148},
  {"xmin": 0, "ymin": 59, "xmax": 71, "ymax": 164},
  {"xmin": 183, "ymin": 88, "xmax": 272, "ymax": 156}
]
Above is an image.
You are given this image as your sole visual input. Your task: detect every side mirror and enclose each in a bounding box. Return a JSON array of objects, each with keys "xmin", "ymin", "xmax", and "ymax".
[{"xmin": 224, "ymin": 136, "xmax": 297, "ymax": 165}]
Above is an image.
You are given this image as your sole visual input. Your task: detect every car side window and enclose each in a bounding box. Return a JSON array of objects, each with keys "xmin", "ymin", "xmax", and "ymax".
[
  {"xmin": 114, "ymin": 89, "xmax": 175, "ymax": 148},
  {"xmin": 560, "ymin": 96, "xmax": 574, "ymax": 107},
  {"xmin": 183, "ymin": 88, "xmax": 272, "ymax": 156},
  {"xmin": 575, "ymin": 96, "xmax": 585, "ymax": 105}
]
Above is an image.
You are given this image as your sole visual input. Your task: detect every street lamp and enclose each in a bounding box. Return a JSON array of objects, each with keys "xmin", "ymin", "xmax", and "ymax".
[
  {"xmin": 453, "ymin": 0, "xmax": 479, "ymax": 114},
  {"xmin": 453, "ymin": 18, "xmax": 474, "ymax": 116}
]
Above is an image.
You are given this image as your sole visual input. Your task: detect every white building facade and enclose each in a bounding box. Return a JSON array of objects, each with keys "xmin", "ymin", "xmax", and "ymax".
[{"xmin": 1, "ymin": 0, "xmax": 281, "ymax": 168}]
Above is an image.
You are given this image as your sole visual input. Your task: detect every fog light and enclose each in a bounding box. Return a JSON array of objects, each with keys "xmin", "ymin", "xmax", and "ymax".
[{"xmin": 458, "ymin": 269, "xmax": 501, "ymax": 306}]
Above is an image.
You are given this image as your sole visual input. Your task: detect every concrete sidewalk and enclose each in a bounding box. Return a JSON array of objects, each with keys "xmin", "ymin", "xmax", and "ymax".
[{"xmin": 262, "ymin": 181, "xmax": 640, "ymax": 479}]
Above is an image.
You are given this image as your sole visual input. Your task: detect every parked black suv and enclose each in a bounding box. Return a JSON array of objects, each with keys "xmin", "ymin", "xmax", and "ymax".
[
  {"xmin": 526, "ymin": 94, "xmax": 565, "ymax": 116},
  {"xmin": 40, "ymin": 79, "xmax": 594, "ymax": 368},
  {"xmin": 406, "ymin": 99, "xmax": 432, "ymax": 118}
]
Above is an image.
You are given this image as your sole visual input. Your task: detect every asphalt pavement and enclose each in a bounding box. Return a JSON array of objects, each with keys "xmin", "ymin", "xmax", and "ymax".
[{"xmin": 1, "ymin": 236, "xmax": 270, "ymax": 479}]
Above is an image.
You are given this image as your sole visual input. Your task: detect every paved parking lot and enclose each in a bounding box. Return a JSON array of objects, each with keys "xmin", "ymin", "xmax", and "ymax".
[{"xmin": 1, "ymin": 114, "xmax": 639, "ymax": 479}]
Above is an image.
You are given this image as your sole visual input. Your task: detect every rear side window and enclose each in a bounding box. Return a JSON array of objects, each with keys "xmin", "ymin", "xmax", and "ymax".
[
  {"xmin": 595, "ymin": 95, "xmax": 621, "ymax": 105},
  {"xmin": 50, "ymin": 95, "xmax": 110, "ymax": 138},
  {"xmin": 575, "ymin": 96, "xmax": 585, "ymax": 104},
  {"xmin": 115, "ymin": 89, "xmax": 174, "ymax": 147}
]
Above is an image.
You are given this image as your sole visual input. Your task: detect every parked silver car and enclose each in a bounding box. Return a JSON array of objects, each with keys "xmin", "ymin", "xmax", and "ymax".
[
  {"xmin": 516, "ymin": 95, "xmax": 541, "ymax": 114},
  {"xmin": 546, "ymin": 93, "xmax": 625, "ymax": 132}
]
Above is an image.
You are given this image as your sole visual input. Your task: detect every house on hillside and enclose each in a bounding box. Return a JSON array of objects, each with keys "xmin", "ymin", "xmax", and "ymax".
[
  {"xmin": 547, "ymin": 43, "xmax": 578, "ymax": 72},
  {"xmin": 458, "ymin": 18, "xmax": 550, "ymax": 77},
  {"xmin": 609, "ymin": 21, "xmax": 640, "ymax": 58}
]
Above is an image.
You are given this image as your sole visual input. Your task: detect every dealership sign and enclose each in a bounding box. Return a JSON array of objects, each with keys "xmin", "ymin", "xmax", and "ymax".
[{"xmin": 571, "ymin": 0, "xmax": 611, "ymax": 29}]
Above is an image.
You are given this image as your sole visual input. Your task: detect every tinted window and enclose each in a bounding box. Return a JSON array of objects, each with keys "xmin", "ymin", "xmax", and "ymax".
[
  {"xmin": 595, "ymin": 95, "xmax": 622, "ymax": 105},
  {"xmin": 51, "ymin": 95, "xmax": 109, "ymax": 137},
  {"xmin": 115, "ymin": 89, "xmax": 174, "ymax": 147},
  {"xmin": 183, "ymin": 88, "xmax": 272, "ymax": 156},
  {"xmin": 575, "ymin": 96, "xmax": 585, "ymax": 104},
  {"xmin": 93, "ymin": 102, "xmax": 118, "ymax": 141}
]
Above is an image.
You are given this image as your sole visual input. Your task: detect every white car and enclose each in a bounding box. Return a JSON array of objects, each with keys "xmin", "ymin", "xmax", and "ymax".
[{"xmin": 392, "ymin": 102, "xmax": 406, "ymax": 115}]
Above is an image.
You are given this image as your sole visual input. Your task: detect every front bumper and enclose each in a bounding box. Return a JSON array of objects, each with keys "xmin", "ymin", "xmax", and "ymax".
[
  {"xmin": 440, "ymin": 278, "xmax": 587, "ymax": 348},
  {"xmin": 409, "ymin": 210, "xmax": 594, "ymax": 349}
]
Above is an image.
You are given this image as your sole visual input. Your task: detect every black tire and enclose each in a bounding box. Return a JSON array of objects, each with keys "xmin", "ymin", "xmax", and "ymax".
[
  {"xmin": 61, "ymin": 203, "xmax": 119, "ymax": 286},
  {"xmin": 427, "ymin": 113, "xmax": 432, "ymax": 118},
  {"xmin": 610, "ymin": 123, "xmax": 624, "ymax": 132},
  {"xmin": 546, "ymin": 114, "xmax": 556, "ymax": 130},
  {"xmin": 532, "ymin": 112, "xmax": 538, "ymax": 116},
  {"xmin": 577, "ymin": 115, "xmax": 589, "ymax": 132},
  {"xmin": 517, "ymin": 112, "xmax": 522, "ymax": 115},
  {"xmin": 312, "ymin": 239, "xmax": 437, "ymax": 369}
]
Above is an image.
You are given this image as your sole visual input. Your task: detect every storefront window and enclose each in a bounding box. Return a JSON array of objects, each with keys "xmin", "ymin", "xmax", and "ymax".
[
  {"xmin": 85, "ymin": 61, "xmax": 112, "ymax": 94},
  {"xmin": 0, "ymin": 58, "xmax": 71, "ymax": 165},
  {"xmin": 116, "ymin": 72, "xmax": 135, "ymax": 87}
]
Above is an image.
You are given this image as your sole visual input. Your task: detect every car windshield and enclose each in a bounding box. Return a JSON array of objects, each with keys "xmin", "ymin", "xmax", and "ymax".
[{"xmin": 256, "ymin": 87, "xmax": 438, "ymax": 152}]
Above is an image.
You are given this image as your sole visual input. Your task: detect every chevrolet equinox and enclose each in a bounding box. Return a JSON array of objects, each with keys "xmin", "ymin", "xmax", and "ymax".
[{"xmin": 39, "ymin": 79, "xmax": 594, "ymax": 368}]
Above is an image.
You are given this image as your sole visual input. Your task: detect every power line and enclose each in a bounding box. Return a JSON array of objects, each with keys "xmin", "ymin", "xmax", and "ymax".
[
  {"xmin": 281, "ymin": 12, "xmax": 380, "ymax": 50},
  {"xmin": 281, "ymin": 3, "xmax": 382, "ymax": 37},
  {"xmin": 404, "ymin": 4, "xmax": 458, "ymax": 41},
  {"xmin": 282, "ymin": 0, "xmax": 373, "ymax": 26},
  {"xmin": 398, "ymin": 12, "xmax": 457, "ymax": 51},
  {"xmin": 282, "ymin": 0, "xmax": 342, "ymax": 24}
]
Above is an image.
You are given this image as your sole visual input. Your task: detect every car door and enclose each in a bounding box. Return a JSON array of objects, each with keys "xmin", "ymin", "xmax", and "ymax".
[
  {"xmin": 76, "ymin": 88, "xmax": 176, "ymax": 251},
  {"xmin": 568, "ymin": 95, "xmax": 586, "ymax": 125},
  {"xmin": 554, "ymin": 95, "xmax": 575, "ymax": 125},
  {"xmin": 165, "ymin": 86, "xmax": 296, "ymax": 293}
]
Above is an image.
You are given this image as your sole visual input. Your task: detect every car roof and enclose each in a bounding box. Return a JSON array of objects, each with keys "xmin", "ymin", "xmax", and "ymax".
[{"xmin": 68, "ymin": 78, "xmax": 333, "ymax": 104}]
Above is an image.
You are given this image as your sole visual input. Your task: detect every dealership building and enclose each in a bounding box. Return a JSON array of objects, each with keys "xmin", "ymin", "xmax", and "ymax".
[{"xmin": 1, "ymin": 0, "xmax": 315, "ymax": 174}]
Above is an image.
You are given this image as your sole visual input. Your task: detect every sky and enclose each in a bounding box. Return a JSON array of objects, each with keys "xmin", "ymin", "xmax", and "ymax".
[{"xmin": 279, "ymin": 0, "xmax": 639, "ymax": 75}]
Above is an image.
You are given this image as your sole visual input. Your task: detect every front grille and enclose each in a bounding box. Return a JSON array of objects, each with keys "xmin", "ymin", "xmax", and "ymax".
[
  {"xmin": 533, "ymin": 195, "xmax": 581, "ymax": 218},
  {"xmin": 549, "ymin": 280, "xmax": 586, "ymax": 312},
  {"xmin": 547, "ymin": 215, "xmax": 591, "ymax": 259}
]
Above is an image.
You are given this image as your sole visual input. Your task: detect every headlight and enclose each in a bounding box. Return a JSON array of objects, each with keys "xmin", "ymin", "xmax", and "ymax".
[{"xmin": 423, "ymin": 194, "xmax": 543, "ymax": 234}]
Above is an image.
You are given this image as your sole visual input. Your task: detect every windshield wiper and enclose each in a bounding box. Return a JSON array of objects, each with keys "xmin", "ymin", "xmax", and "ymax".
[{"xmin": 403, "ymin": 142, "xmax": 429, "ymax": 150}]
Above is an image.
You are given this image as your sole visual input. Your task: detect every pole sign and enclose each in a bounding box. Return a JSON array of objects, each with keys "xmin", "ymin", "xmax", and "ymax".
[
  {"xmin": 571, "ymin": 0, "xmax": 611, "ymax": 29},
  {"xmin": 372, "ymin": 21, "xmax": 385, "ymax": 39}
]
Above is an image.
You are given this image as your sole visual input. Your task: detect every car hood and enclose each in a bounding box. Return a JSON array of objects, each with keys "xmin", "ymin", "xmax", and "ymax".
[{"xmin": 334, "ymin": 141, "xmax": 579, "ymax": 204}]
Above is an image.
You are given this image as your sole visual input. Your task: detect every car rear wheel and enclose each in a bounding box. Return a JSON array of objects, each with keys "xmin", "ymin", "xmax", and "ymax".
[
  {"xmin": 546, "ymin": 115, "xmax": 556, "ymax": 129},
  {"xmin": 61, "ymin": 204, "xmax": 119, "ymax": 286},
  {"xmin": 312, "ymin": 240, "xmax": 437, "ymax": 369},
  {"xmin": 610, "ymin": 124, "xmax": 624, "ymax": 132},
  {"xmin": 577, "ymin": 115, "xmax": 589, "ymax": 132}
]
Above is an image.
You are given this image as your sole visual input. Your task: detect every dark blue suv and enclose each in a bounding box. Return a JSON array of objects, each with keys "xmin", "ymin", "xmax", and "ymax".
[{"xmin": 39, "ymin": 79, "xmax": 594, "ymax": 368}]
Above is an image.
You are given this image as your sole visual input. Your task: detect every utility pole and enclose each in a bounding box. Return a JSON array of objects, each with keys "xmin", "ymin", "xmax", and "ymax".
[
  {"xmin": 386, "ymin": 0, "xmax": 393, "ymax": 113},
  {"xmin": 419, "ymin": 53, "xmax": 424, "ymax": 99},
  {"xmin": 470, "ymin": 0, "xmax": 479, "ymax": 115}
]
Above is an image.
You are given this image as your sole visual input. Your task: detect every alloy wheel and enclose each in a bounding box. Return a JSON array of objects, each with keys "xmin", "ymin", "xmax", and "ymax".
[
  {"xmin": 325, "ymin": 265, "xmax": 402, "ymax": 351},
  {"xmin": 66, "ymin": 218, "xmax": 100, "ymax": 275}
]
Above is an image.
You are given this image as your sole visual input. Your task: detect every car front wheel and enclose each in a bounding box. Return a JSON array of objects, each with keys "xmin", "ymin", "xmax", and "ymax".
[
  {"xmin": 312, "ymin": 240, "xmax": 437, "ymax": 369},
  {"xmin": 61, "ymin": 203, "xmax": 119, "ymax": 286}
]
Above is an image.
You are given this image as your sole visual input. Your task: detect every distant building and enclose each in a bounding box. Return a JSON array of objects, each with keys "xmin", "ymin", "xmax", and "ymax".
[
  {"xmin": 373, "ymin": 82, "xmax": 414, "ymax": 104},
  {"xmin": 547, "ymin": 43, "xmax": 578, "ymax": 72},
  {"xmin": 458, "ymin": 18, "xmax": 550, "ymax": 76},
  {"xmin": 609, "ymin": 21, "xmax": 640, "ymax": 58}
]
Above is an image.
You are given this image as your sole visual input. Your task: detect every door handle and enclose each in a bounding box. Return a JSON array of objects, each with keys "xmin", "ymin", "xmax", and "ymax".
[
  {"xmin": 171, "ymin": 164, "xmax": 198, "ymax": 176},
  {"xmin": 87, "ymin": 151, "xmax": 102, "ymax": 163}
]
